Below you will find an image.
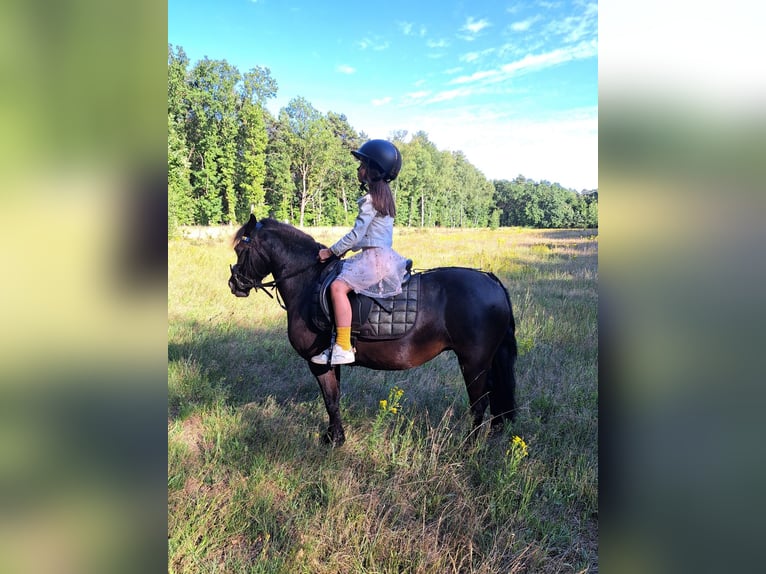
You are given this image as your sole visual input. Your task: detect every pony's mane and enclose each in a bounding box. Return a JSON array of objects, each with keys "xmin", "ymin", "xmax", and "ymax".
[{"xmin": 232, "ymin": 218, "xmax": 323, "ymax": 254}]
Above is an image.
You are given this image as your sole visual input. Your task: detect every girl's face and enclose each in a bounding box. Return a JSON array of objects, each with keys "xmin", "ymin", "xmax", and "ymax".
[{"xmin": 356, "ymin": 162, "xmax": 367, "ymax": 184}]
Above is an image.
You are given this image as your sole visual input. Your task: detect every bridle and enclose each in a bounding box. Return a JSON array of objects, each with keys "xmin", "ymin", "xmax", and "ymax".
[{"xmin": 229, "ymin": 234, "xmax": 327, "ymax": 310}]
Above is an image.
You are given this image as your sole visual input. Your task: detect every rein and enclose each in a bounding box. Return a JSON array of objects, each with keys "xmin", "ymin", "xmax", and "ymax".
[{"xmin": 253, "ymin": 263, "xmax": 319, "ymax": 310}]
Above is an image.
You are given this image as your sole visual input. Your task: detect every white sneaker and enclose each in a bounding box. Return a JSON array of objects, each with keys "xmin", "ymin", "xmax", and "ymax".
[
  {"xmin": 310, "ymin": 347, "xmax": 332, "ymax": 364},
  {"xmin": 330, "ymin": 343, "xmax": 355, "ymax": 365}
]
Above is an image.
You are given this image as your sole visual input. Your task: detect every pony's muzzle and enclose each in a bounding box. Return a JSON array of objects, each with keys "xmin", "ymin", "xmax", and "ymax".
[{"xmin": 228, "ymin": 264, "xmax": 251, "ymax": 297}]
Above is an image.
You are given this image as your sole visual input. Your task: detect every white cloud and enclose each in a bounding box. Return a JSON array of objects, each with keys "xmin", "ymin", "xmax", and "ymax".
[
  {"xmin": 461, "ymin": 17, "xmax": 491, "ymax": 36},
  {"xmin": 510, "ymin": 19, "xmax": 535, "ymax": 32},
  {"xmin": 536, "ymin": 1, "xmax": 561, "ymax": 9},
  {"xmin": 450, "ymin": 69, "xmax": 499, "ymax": 85},
  {"xmin": 358, "ymin": 37, "xmax": 390, "ymax": 51},
  {"xmin": 449, "ymin": 40, "xmax": 596, "ymax": 86},
  {"xmin": 397, "ymin": 21, "xmax": 426, "ymax": 37},
  {"xmin": 427, "ymin": 39, "xmax": 449, "ymax": 49},
  {"xmin": 371, "ymin": 97, "xmax": 392, "ymax": 106},
  {"xmin": 336, "ymin": 65, "xmax": 355, "ymax": 74},
  {"xmin": 426, "ymin": 87, "xmax": 479, "ymax": 103},
  {"xmin": 500, "ymin": 48, "xmax": 570, "ymax": 74},
  {"xmin": 406, "ymin": 90, "xmax": 431, "ymax": 100},
  {"xmin": 545, "ymin": 2, "xmax": 597, "ymax": 44},
  {"xmin": 459, "ymin": 47, "xmax": 495, "ymax": 63}
]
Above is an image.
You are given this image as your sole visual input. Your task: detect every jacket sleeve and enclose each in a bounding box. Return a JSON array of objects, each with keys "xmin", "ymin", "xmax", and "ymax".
[{"xmin": 330, "ymin": 195, "xmax": 376, "ymax": 256}]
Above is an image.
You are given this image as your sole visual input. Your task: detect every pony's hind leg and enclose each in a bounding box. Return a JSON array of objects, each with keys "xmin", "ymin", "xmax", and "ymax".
[{"xmin": 459, "ymin": 358, "xmax": 493, "ymax": 431}]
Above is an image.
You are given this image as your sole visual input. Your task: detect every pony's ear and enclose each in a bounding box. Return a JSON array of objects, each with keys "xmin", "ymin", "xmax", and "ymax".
[{"xmin": 243, "ymin": 213, "xmax": 258, "ymax": 235}]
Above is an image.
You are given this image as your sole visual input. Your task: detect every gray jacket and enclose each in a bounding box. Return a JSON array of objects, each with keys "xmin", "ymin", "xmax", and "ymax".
[{"xmin": 330, "ymin": 194, "xmax": 394, "ymax": 256}]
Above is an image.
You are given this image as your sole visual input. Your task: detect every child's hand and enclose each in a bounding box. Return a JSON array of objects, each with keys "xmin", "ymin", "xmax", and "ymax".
[{"xmin": 318, "ymin": 248, "xmax": 333, "ymax": 262}]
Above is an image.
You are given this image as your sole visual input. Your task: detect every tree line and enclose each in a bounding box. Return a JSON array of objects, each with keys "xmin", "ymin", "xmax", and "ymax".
[{"xmin": 168, "ymin": 44, "xmax": 597, "ymax": 234}]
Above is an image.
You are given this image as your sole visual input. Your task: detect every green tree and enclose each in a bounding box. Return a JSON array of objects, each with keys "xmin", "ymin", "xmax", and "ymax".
[
  {"xmin": 456, "ymin": 153, "xmax": 493, "ymax": 227},
  {"xmin": 493, "ymin": 176, "xmax": 542, "ymax": 227},
  {"xmin": 168, "ymin": 113, "xmax": 194, "ymax": 236},
  {"xmin": 263, "ymin": 111, "xmax": 294, "ymax": 222},
  {"xmin": 537, "ymin": 182, "xmax": 573, "ymax": 228},
  {"xmin": 321, "ymin": 112, "xmax": 364, "ymax": 225},
  {"xmin": 240, "ymin": 65, "xmax": 278, "ymax": 105},
  {"xmin": 586, "ymin": 199, "xmax": 598, "ymax": 228},
  {"xmin": 445, "ymin": 151, "xmax": 467, "ymax": 227},
  {"xmin": 582, "ymin": 191, "xmax": 598, "ymax": 228},
  {"xmin": 233, "ymin": 68, "xmax": 276, "ymax": 222},
  {"xmin": 185, "ymin": 57, "xmax": 241, "ymax": 224},
  {"xmin": 283, "ymin": 97, "xmax": 336, "ymax": 226},
  {"xmin": 235, "ymin": 100, "xmax": 268, "ymax": 222},
  {"xmin": 489, "ymin": 208, "xmax": 501, "ymax": 230},
  {"xmin": 492, "ymin": 176, "xmax": 598, "ymax": 228},
  {"xmin": 413, "ymin": 132, "xmax": 440, "ymax": 227},
  {"xmin": 395, "ymin": 133, "xmax": 437, "ymax": 227},
  {"xmin": 168, "ymin": 44, "xmax": 189, "ymax": 123},
  {"xmin": 167, "ymin": 44, "xmax": 194, "ymax": 235}
]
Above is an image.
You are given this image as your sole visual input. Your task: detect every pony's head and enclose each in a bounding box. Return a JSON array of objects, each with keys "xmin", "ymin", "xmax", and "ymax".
[
  {"xmin": 228, "ymin": 215, "xmax": 323, "ymax": 297},
  {"xmin": 228, "ymin": 214, "xmax": 269, "ymax": 297}
]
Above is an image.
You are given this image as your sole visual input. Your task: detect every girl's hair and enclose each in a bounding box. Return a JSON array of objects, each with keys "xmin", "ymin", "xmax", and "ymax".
[{"xmin": 364, "ymin": 162, "xmax": 397, "ymax": 218}]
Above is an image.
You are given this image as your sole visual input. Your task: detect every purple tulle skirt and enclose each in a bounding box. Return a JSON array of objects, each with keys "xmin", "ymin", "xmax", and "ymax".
[{"xmin": 337, "ymin": 247, "xmax": 408, "ymax": 298}]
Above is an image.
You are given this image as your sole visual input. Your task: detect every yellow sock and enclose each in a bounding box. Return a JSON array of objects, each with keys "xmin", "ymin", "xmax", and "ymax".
[{"xmin": 336, "ymin": 326, "xmax": 352, "ymax": 351}]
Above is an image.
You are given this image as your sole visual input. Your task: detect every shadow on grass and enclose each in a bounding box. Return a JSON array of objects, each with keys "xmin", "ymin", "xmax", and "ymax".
[
  {"xmin": 169, "ymin": 319, "xmax": 316, "ymax": 417},
  {"xmin": 168, "ymin": 317, "xmax": 471, "ymax": 432}
]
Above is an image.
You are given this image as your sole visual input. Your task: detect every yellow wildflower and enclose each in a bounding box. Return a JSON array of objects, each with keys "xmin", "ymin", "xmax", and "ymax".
[{"xmin": 511, "ymin": 435, "xmax": 529, "ymax": 458}]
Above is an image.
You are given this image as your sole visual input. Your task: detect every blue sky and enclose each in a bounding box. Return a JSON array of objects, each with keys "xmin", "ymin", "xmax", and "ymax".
[{"xmin": 169, "ymin": 0, "xmax": 597, "ymax": 190}]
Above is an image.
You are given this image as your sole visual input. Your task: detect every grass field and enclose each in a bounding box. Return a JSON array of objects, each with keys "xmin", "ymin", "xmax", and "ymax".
[{"xmin": 168, "ymin": 225, "xmax": 598, "ymax": 573}]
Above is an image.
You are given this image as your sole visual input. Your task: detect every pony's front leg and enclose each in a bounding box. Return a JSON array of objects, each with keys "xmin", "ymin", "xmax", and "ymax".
[{"xmin": 308, "ymin": 362, "xmax": 345, "ymax": 447}]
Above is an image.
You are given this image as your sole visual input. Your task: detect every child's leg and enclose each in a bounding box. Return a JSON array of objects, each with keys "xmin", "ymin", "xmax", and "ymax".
[{"xmin": 330, "ymin": 279, "xmax": 353, "ymax": 350}]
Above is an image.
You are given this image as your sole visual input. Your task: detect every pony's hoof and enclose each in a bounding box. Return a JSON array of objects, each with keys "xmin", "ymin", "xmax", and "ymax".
[
  {"xmin": 322, "ymin": 427, "xmax": 346, "ymax": 447},
  {"xmin": 490, "ymin": 418, "xmax": 506, "ymax": 435}
]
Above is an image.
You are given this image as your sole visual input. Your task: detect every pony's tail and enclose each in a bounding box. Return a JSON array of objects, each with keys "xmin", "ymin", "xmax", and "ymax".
[
  {"xmin": 489, "ymin": 326, "xmax": 518, "ymax": 425},
  {"xmin": 488, "ymin": 283, "xmax": 518, "ymax": 426}
]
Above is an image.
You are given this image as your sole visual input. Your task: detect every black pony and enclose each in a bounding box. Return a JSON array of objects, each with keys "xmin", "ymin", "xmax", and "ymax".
[{"xmin": 229, "ymin": 216, "xmax": 517, "ymax": 446}]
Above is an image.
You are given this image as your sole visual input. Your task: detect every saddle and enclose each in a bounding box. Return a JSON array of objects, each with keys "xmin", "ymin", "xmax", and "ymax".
[{"xmin": 311, "ymin": 259, "xmax": 420, "ymax": 341}]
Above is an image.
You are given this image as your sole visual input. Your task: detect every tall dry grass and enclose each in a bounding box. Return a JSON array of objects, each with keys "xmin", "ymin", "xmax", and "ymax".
[{"xmin": 169, "ymin": 225, "xmax": 598, "ymax": 573}]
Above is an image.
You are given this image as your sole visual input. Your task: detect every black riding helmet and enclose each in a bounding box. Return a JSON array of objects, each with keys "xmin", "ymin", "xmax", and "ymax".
[{"xmin": 351, "ymin": 139, "xmax": 402, "ymax": 182}]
